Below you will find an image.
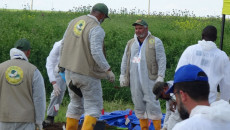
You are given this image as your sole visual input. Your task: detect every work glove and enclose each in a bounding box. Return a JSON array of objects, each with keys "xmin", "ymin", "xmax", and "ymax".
[
  {"xmin": 106, "ymin": 70, "xmax": 115, "ymax": 82},
  {"xmin": 119, "ymin": 75, "xmax": 127, "ymax": 87},
  {"xmin": 53, "ymin": 83, "xmax": 61, "ymax": 97},
  {"xmin": 156, "ymin": 76, "xmax": 164, "ymax": 82},
  {"xmin": 36, "ymin": 123, "xmax": 43, "ymax": 130}
]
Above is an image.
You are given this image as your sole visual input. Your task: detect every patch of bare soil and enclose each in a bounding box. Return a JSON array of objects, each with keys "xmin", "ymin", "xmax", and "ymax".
[
  {"xmin": 43, "ymin": 122, "xmax": 118, "ymax": 130},
  {"xmin": 43, "ymin": 122, "xmax": 66, "ymax": 130}
]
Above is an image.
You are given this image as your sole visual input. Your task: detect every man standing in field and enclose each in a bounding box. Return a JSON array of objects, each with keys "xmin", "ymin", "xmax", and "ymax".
[
  {"xmin": 0, "ymin": 39, "xmax": 46, "ymax": 130},
  {"xmin": 119, "ymin": 19, "xmax": 166, "ymax": 130},
  {"xmin": 43, "ymin": 39, "xmax": 67, "ymax": 127},
  {"xmin": 167, "ymin": 64, "xmax": 230, "ymax": 130},
  {"xmin": 176, "ymin": 25, "xmax": 230, "ymax": 103},
  {"xmin": 59, "ymin": 3, "xmax": 115, "ymax": 130}
]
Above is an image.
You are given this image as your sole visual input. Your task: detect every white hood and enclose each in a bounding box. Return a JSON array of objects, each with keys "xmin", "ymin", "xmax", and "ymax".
[
  {"xmin": 198, "ymin": 40, "xmax": 217, "ymax": 51},
  {"xmin": 190, "ymin": 100, "xmax": 230, "ymax": 122},
  {"xmin": 10, "ymin": 48, "xmax": 28, "ymax": 61}
]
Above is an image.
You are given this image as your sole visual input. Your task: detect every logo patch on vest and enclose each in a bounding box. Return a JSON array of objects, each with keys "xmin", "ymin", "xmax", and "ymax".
[
  {"xmin": 5, "ymin": 66, "xmax": 23, "ymax": 85},
  {"xmin": 149, "ymin": 38, "xmax": 155, "ymax": 44},
  {"xmin": 73, "ymin": 20, "xmax": 86, "ymax": 36}
]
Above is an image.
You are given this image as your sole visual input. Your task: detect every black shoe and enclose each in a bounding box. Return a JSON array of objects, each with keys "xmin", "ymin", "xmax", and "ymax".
[{"xmin": 42, "ymin": 116, "xmax": 54, "ymax": 128}]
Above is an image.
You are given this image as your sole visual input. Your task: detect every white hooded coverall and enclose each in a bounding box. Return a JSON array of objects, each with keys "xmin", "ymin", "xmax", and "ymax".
[
  {"xmin": 46, "ymin": 40, "xmax": 66, "ymax": 117},
  {"xmin": 120, "ymin": 32, "xmax": 166, "ymax": 120},
  {"xmin": 163, "ymin": 81, "xmax": 182, "ymax": 130},
  {"xmin": 172, "ymin": 100, "xmax": 230, "ymax": 130},
  {"xmin": 176, "ymin": 40, "xmax": 230, "ymax": 103},
  {"xmin": 64, "ymin": 14, "xmax": 110, "ymax": 119}
]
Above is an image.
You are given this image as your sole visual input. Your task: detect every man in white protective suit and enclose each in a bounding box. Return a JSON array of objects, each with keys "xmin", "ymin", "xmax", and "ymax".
[
  {"xmin": 59, "ymin": 3, "xmax": 115, "ymax": 130},
  {"xmin": 153, "ymin": 81, "xmax": 182, "ymax": 130},
  {"xmin": 43, "ymin": 39, "xmax": 67, "ymax": 127},
  {"xmin": 167, "ymin": 64, "xmax": 230, "ymax": 130},
  {"xmin": 176, "ymin": 25, "xmax": 230, "ymax": 103},
  {"xmin": 120, "ymin": 19, "xmax": 166, "ymax": 130}
]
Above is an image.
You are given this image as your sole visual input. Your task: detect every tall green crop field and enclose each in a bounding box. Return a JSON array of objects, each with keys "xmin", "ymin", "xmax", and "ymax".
[{"xmin": 0, "ymin": 9, "xmax": 230, "ymax": 105}]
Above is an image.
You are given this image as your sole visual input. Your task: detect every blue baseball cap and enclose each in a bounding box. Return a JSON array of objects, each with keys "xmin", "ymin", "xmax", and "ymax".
[{"xmin": 166, "ymin": 64, "xmax": 208, "ymax": 94}]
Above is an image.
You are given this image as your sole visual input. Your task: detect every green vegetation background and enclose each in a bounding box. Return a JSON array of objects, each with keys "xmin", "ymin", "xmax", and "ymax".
[{"xmin": 0, "ymin": 9, "xmax": 230, "ymax": 122}]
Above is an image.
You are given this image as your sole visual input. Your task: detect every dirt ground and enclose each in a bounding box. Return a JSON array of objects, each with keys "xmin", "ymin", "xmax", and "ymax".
[
  {"xmin": 43, "ymin": 122, "xmax": 119, "ymax": 130},
  {"xmin": 43, "ymin": 122, "xmax": 66, "ymax": 130}
]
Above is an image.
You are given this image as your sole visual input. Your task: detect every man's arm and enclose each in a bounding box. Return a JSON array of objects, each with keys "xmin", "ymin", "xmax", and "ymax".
[
  {"xmin": 219, "ymin": 56, "xmax": 230, "ymax": 102},
  {"xmin": 155, "ymin": 37, "xmax": 166, "ymax": 78},
  {"xmin": 89, "ymin": 25, "xmax": 110, "ymax": 71},
  {"xmin": 175, "ymin": 46, "xmax": 191, "ymax": 71},
  {"xmin": 120, "ymin": 45, "xmax": 129, "ymax": 75},
  {"xmin": 163, "ymin": 101, "xmax": 172, "ymax": 129},
  {"xmin": 32, "ymin": 69, "xmax": 46, "ymax": 127},
  {"xmin": 46, "ymin": 40, "xmax": 62, "ymax": 83}
]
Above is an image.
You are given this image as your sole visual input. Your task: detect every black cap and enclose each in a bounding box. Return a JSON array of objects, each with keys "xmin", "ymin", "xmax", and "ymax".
[{"xmin": 153, "ymin": 82, "xmax": 165, "ymax": 100}]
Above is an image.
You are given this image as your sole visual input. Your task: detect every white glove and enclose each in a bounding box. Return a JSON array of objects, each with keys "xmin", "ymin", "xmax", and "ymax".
[
  {"xmin": 156, "ymin": 76, "xmax": 164, "ymax": 82},
  {"xmin": 119, "ymin": 75, "xmax": 127, "ymax": 87},
  {"xmin": 106, "ymin": 70, "xmax": 115, "ymax": 82},
  {"xmin": 53, "ymin": 83, "xmax": 61, "ymax": 96},
  {"xmin": 36, "ymin": 123, "xmax": 43, "ymax": 130}
]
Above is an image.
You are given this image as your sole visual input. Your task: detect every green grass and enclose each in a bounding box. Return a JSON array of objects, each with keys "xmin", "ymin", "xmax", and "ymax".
[
  {"xmin": 51, "ymin": 97, "xmax": 166, "ymax": 122},
  {"xmin": 51, "ymin": 98, "xmax": 135, "ymax": 122},
  {"xmin": 103, "ymin": 100, "xmax": 134, "ymax": 112},
  {"xmin": 1, "ymin": 9, "xmax": 230, "ymax": 102},
  {"xmin": 1, "ymin": 8, "xmax": 230, "ymax": 124}
]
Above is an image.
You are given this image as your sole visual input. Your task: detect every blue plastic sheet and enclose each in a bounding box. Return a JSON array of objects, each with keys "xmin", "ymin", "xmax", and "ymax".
[
  {"xmin": 60, "ymin": 72, "xmax": 166, "ymax": 129},
  {"xmin": 79, "ymin": 109, "xmax": 165, "ymax": 130}
]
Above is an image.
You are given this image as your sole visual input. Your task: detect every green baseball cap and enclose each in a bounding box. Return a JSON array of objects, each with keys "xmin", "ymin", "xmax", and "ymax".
[
  {"xmin": 132, "ymin": 19, "xmax": 148, "ymax": 26},
  {"xmin": 92, "ymin": 3, "xmax": 109, "ymax": 18},
  {"xmin": 14, "ymin": 38, "xmax": 31, "ymax": 51}
]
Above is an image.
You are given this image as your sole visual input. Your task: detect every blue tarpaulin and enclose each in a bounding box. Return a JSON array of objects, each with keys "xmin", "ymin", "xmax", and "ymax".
[
  {"xmin": 79, "ymin": 109, "xmax": 165, "ymax": 130},
  {"xmin": 60, "ymin": 73, "xmax": 165, "ymax": 129}
]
